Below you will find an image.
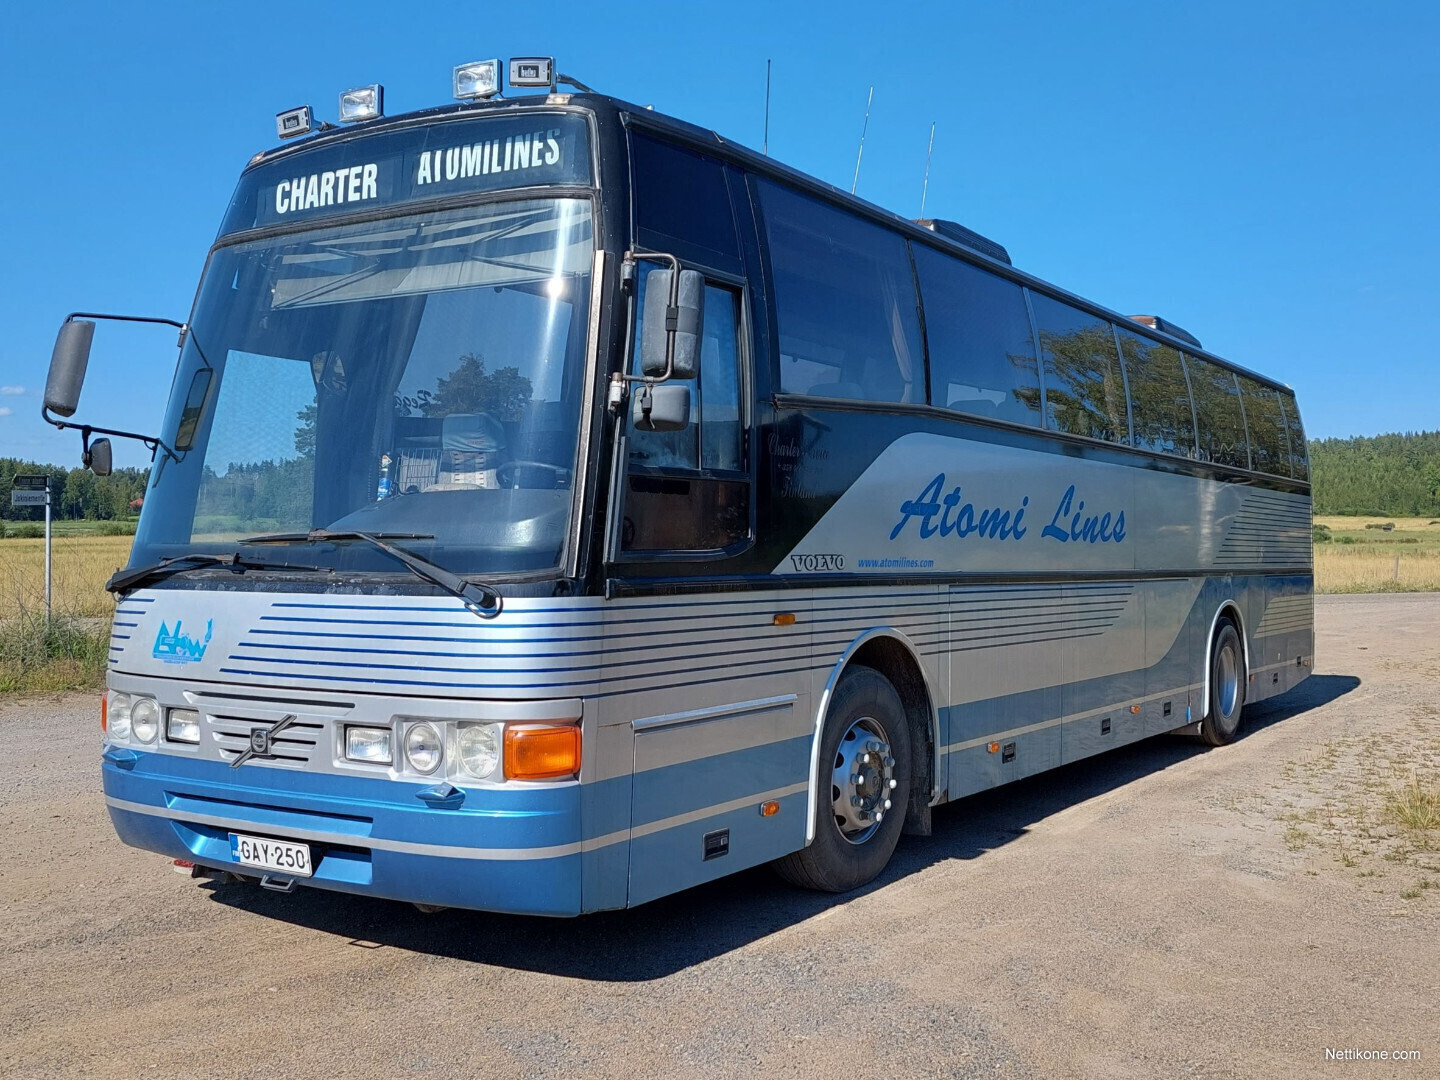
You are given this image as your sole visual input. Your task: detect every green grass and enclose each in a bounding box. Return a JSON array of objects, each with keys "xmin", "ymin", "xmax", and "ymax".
[
  {"xmin": 0, "ymin": 607, "xmax": 110, "ymax": 695},
  {"xmin": 1388, "ymin": 776, "xmax": 1440, "ymax": 837}
]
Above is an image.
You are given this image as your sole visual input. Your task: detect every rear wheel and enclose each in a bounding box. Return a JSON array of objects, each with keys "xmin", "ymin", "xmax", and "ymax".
[
  {"xmin": 1199, "ymin": 620, "xmax": 1246, "ymax": 746},
  {"xmin": 774, "ymin": 665, "xmax": 912, "ymax": 892}
]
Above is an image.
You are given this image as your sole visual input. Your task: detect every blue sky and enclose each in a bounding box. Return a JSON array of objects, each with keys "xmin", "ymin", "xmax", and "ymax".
[{"xmin": 1, "ymin": 1, "xmax": 1436, "ymax": 468}]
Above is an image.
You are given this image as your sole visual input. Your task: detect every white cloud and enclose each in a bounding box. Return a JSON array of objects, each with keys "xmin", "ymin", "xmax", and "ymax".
[
  {"xmin": 0, "ymin": 406, "xmax": 12, "ymax": 417},
  {"xmin": 0, "ymin": 385, "xmax": 25, "ymax": 395}
]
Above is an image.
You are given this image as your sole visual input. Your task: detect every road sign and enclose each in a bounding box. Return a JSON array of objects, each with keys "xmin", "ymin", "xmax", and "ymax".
[{"xmin": 8, "ymin": 474, "xmax": 52, "ymax": 620}]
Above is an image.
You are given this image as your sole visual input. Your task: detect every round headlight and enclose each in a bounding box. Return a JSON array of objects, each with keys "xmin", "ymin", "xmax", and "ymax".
[
  {"xmin": 131, "ymin": 698, "xmax": 160, "ymax": 743},
  {"xmin": 457, "ymin": 723, "xmax": 500, "ymax": 778},
  {"xmin": 404, "ymin": 722, "xmax": 443, "ymax": 774},
  {"xmin": 108, "ymin": 692, "xmax": 132, "ymax": 739}
]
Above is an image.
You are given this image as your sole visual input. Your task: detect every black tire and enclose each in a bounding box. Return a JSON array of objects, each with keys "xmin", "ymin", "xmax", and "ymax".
[
  {"xmin": 1199, "ymin": 620, "xmax": 1246, "ymax": 746},
  {"xmin": 774, "ymin": 665, "xmax": 912, "ymax": 892}
]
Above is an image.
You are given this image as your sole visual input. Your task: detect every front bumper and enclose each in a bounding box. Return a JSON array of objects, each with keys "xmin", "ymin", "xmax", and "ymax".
[{"xmin": 102, "ymin": 745, "xmax": 596, "ymax": 916}]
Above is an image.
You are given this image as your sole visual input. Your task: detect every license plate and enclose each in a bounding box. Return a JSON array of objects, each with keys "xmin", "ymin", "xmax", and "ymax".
[{"xmin": 229, "ymin": 833, "xmax": 313, "ymax": 877}]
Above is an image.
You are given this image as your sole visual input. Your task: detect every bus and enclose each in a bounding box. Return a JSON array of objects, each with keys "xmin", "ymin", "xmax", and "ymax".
[{"xmin": 44, "ymin": 64, "xmax": 1313, "ymax": 916}]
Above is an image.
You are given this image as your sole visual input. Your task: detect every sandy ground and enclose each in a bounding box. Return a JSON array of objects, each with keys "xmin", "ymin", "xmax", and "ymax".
[{"xmin": 2, "ymin": 594, "xmax": 1436, "ymax": 1079}]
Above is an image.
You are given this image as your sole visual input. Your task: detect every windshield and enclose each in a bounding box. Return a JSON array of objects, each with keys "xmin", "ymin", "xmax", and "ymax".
[{"xmin": 131, "ymin": 196, "xmax": 595, "ymax": 577}]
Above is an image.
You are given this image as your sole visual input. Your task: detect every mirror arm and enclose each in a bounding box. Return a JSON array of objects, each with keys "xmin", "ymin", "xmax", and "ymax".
[
  {"xmin": 64, "ymin": 311, "xmax": 187, "ymax": 347},
  {"xmin": 618, "ymin": 250, "xmax": 682, "ymax": 385},
  {"xmin": 42, "ymin": 407, "xmax": 179, "ymax": 464}
]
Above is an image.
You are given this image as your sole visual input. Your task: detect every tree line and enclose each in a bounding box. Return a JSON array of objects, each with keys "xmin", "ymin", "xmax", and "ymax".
[
  {"xmin": 1309, "ymin": 431, "xmax": 1440, "ymax": 517},
  {"xmin": 0, "ymin": 457, "xmax": 150, "ymax": 522}
]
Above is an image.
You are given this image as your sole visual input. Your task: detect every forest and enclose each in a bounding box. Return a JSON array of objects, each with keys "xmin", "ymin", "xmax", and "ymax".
[
  {"xmin": 0, "ymin": 457, "xmax": 149, "ymax": 524},
  {"xmin": 1309, "ymin": 431, "xmax": 1440, "ymax": 517}
]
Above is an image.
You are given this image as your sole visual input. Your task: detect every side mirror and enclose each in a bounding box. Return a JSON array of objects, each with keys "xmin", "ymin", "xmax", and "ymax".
[
  {"xmin": 45, "ymin": 319, "xmax": 96, "ymax": 418},
  {"xmin": 631, "ymin": 383, "xmax": 691, "ymax": 433},
  {"xmin": 639, "ymin": 268, "xmax": 704, "ymax": 379},
  {"xmin": 84, "ymin": 437, "xmax": 113, "ymax": 477}
]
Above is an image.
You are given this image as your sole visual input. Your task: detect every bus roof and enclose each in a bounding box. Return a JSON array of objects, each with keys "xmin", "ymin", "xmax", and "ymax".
[{"xmin": 245, "ymin": 92, "xmax": 1293, "ymax": 396}]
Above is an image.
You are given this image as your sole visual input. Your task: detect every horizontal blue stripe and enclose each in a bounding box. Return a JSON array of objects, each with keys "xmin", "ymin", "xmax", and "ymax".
[{"xmin": 227, "ymin": 627, "xmax": 949, "ymax": 671}]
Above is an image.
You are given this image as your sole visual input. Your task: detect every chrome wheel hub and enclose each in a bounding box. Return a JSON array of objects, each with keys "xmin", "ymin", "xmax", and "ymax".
[
  {"xmin": 831, "ymin": 716, "xmax": 897, "ymax": 845},
  {"xmin": 1218, "ymin": 644, "xmax": 1239, "ymax": 720}
]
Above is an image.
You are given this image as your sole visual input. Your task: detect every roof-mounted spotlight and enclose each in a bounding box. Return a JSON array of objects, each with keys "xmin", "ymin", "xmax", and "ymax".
[
  {"xmin": 454, "ymin": 59, "xmax": 501, "ymax": 101},
  {"xmin": 338, "ymin": 84, "xmax": 384, "ymax": 124},
  {"xmin": 275, "ymin": 105, "xmax": 314, "ymax": 139},
  {"xmin": 509, "ymin": 57, "xmax": 554, "ymax": 89}
]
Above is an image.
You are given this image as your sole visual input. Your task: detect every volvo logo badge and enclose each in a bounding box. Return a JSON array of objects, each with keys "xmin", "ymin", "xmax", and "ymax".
[{"xmin": 231, "ymin": 714, "xmax": 298, "ymax": 768}]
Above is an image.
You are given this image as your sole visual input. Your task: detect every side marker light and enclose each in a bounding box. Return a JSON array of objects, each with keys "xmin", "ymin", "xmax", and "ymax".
[{"xmin": 760, "ymin": 801, "xmax": 780, "ymax": 817}]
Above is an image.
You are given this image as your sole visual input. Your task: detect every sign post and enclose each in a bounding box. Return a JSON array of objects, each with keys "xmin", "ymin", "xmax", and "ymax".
[{"xmin": 11, "ymin": 475, "xmax": 52, "ymax": 623}]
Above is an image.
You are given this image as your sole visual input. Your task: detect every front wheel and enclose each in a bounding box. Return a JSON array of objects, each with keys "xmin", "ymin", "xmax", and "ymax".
[
  {"xmin": 774, "ymin": 665, "xmax": 912, "ymax": 893},
  {"xmin": 1199, "ymin": 620, "xmax": 1246, "ymax": 746}
]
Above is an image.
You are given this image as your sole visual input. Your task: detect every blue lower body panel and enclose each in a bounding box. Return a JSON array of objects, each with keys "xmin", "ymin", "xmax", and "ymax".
[{"xmin": 102, "ymin": 751, "xmax": 591, "ymax": 916}]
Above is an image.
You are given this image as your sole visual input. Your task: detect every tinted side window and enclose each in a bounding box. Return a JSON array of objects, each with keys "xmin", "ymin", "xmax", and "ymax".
[
  {"xmin": 1238, "ymin": 377, "xmax": 1288, "ymax": 476},
  {"xmin": 1187, "ymin": 356, "xmax": 1250, "ymax": 469},
  {"xmin": 1117, "ymin": 329, "xmax": 1194, "ymax": 457},
  {"xmin": 912, "ymin": 245, "xmax": 1041, "ymax": 426},
  {"xmin": 1030, "ymin": 294, "xmax": 1129, "ymax": 444},
  {"xmin": 757, "ymin": 180, "xmax": 924, "ymax": 404},
  {"xmin": 630, "ymin": 134, "xmax": 739, "ymax": 264},
  {"xmin": 1279, "ymin": 392, "xmax": 1309, "ymax": 480}
]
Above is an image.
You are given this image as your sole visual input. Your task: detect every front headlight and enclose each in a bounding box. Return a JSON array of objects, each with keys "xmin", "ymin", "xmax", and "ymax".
[
  {"xmin": 166, "ymin": 708, "xmax": 200, "ymax": 744},
  {"xmin": 131, "ymin": 698, "xmax": 160, "ymax": 743},
  {"xmin": 404, "ymin": 722, "xmax": 443, "ymax": 774},
  {"xmin": 456, "ymin": 723, "xmax": 501, "ymax": 778},
  {"xmin": 346, "ymin": 725, "xmax": 393, "ymax": 765},
  {"xmin": 108, "ymin": 692, "xmax": 132, "ymax": 739}
]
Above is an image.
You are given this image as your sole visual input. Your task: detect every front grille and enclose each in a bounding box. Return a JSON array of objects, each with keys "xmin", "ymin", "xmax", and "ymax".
[
  {"xmin": 190, "ymin": 691, "xmax": 352, "ymax": 770},
  {"xmin": 208, "ymin": 712, "xmax": 327, "ymax": 766}
]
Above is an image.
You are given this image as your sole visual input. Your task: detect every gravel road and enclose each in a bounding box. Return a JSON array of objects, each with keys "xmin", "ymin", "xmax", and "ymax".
[{"xmin": 2, "ymin": 594, "xmax": 1437, "ymax": 1079}]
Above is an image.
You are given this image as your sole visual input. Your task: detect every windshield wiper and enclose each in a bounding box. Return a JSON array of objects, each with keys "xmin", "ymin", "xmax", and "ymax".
[
  {"xmin": 107, "ymin": 552, "xmax": 326, "ymax": 594},
  {"xmin": 241, "ymin": 529, "xmax": 503, "ymax": 619}
]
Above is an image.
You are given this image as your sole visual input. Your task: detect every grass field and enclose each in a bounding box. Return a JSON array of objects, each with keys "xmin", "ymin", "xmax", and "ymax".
[
  {"xmin": 1313, "ymin": 515, "xmax": 1440, "ymax": 593},
  {"xmin": 0, "ymin": 532, "xmax": 133, "ymax": 694},
  {"xmin": 1, "ymin": 515, "xmax": 1438, "ymax": 694}
]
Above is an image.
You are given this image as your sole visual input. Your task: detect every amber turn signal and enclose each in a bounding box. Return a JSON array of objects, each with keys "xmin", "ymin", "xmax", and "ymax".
[
  {"xmin": 773, "ymin": 613, "xmax": 796, "ymax": 626},
  {"xmin": 504, "ymin": 724, "xmax": 581, "ymax": 780},
  {"xmin": 100, "ymin": 693, "xmax": 108, "ymax": 733},
  {"xmin": 759, "ymin": 801, "xmax": 780, "ymax": 817},
  {"xmin": 987, "ymin": 742, "xmax": 1000, "ymax": 754}
]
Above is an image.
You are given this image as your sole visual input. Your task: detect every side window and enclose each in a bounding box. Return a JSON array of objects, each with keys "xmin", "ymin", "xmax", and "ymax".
[
  {"xmin": 756, "ymin": 180, "xmax": 924, "ymax": 404},
  {"xmin": 1187, "ymin": 356, "xmax": 1250, "ymax": 469},
  {"xmin": 1279, "ymin": 392, "xmax": 1309, "ymax": 480},
  {"xmin": 1238, "ymin": 377, "xmax": 1288, "ymax": 476},
  {"xmin": 630, "ymin": 133, "xmax": 739, "ymax": 266},
  {"xmin": 1030, "ymin": 293, "xmax": 1129, "ymax": 444},
  {"xmin": 912, "ymin": 245, "xmax": 1042, "ymax": 426},
  {"xmin": 1117, "ymin": 329, "xmax": 1195, "ymax": 457},
  {"xmin": 621, "ymin": 273, "xmax": 749, "ymax": 554}
]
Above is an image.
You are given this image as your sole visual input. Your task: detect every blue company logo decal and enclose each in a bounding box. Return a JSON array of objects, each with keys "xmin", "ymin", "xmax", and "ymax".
[
  {"xmin": 152, "ymin": 619, "xmax": 214, "ymax": 664},
  {"xmin": 890, "ymin": 474, "xmax": 1126, "ymax": 546}
]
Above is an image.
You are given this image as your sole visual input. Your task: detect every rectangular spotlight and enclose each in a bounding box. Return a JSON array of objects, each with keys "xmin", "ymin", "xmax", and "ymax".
[
  {"xmin": 509, "ymin": 57, "xmax": 554, "ymax": 88},
  {"xmin": 454, "ymin": 59, "xmax": 501, "ymax": 100},
  {"xmin": 338, "ymin": 84, "xmax": 384, "ymax": 123},
  {"xmin": 275, "ymin": 105, "xmax": 313, "ymax": 139}
]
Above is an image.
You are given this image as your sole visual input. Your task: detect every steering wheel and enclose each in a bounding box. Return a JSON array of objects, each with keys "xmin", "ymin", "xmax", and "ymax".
[{"xmin": 495, "ymin": 460, "xmax": 569, "ymax": 489}]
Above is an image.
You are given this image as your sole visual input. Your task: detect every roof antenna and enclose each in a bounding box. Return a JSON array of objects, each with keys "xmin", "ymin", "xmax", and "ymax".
[
  {"xmin": 763, "ymin": 59, "xmax": 772, "ymax": 155},
  {"xmin": 851, "ymin": 85, "xmax": 874, "ymax": 195},
  {"xmin": 919, "ymin": 121, "xmax": 936, "ymax": 217}
]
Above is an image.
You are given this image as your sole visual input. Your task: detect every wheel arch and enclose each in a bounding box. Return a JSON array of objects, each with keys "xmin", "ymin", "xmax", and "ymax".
[
  {"xmin": 1202, "ymin": 599, "xmax": 1250, "ymax": 718},
  {"xmin": 805, "ymin": 627, "xmax": 941, "ymax": 844}
]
